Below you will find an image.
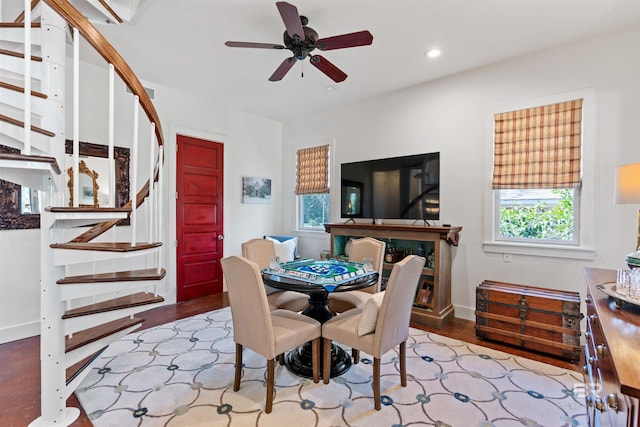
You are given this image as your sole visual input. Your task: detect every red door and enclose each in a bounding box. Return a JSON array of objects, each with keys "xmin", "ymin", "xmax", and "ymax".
[{"xmin": 176, "ymin": 135, "xmax": 224, "ymax": 301}]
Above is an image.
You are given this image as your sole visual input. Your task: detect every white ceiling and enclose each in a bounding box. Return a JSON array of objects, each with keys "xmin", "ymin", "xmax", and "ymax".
[{"xmin": 86, "ymin": 0, "xmax": 640, "ymax": 122}]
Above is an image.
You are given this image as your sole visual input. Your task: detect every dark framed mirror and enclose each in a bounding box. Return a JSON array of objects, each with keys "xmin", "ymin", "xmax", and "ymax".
[{"xmin": 0, "ymin": 141, "xmax": 130, "ymax": 230}]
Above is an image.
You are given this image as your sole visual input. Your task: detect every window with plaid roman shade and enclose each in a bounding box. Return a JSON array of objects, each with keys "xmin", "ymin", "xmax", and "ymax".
[
  {"xmin": 295, "ymin": 145, "xmax": 329, "ymax": 195},
  {"xmin": 492, "ymin": 99, "xmax": 583, "ymax": 189}
]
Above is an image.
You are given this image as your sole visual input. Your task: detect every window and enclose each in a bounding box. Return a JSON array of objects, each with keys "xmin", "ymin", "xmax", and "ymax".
[
  {"xmin": 296, "ymin": 145, "xmax": 330, "ymax": 230},
  {"xmin": 492, "ymin": 99, "xmax": 583, "ymax": 244},
  {"xmin": 299, "ymin": 193, "xmax": 330, "ymax": 228},
  {"xmin": 496, "ymin": 188, "xmax": 578, "ymax": 243}
]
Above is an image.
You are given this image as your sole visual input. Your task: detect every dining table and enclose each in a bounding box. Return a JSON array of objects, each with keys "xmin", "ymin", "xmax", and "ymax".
[{"xmin": 262, "ymin": 258, "xmax": 378, "ymax": 378}]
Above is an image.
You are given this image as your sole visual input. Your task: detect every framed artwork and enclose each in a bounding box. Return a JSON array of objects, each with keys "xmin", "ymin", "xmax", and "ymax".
[
  {"xmin": 414, "ymin": 276, "xmax": 435, "ymax": 310},
  {"xmin": 242, "ymin": 176, "xmax": 271, "ymax": 204}
]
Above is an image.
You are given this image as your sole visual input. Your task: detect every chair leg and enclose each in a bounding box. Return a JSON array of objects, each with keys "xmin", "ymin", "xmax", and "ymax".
[
  {"xmin": 373, "ymin": 357, "xmax": 381, "ymax": 410},
  {"xmin": 311, "ymin": 338, "xmax": 320, "ymax": 383},
  {"xmin": 400, "ymin": 341, "xmax": 407, "ymax": 387},
  {"xmin": 234, "ymin": 343, "xmax": 243, "ymax": 391},
  {"xmin": 266, "ymin": 358, "xmax": 275, "ymax": 413},
  {"xmin": 352, "ymin": 348, "xmax": 360, "ymax": 364},
  {"xmin": 278, "ymin": 353, "xmax": 285, "ymax": 365},
  {"xmin": 323, "ymin": 338, "xmax": 332, "ymax": 384}
]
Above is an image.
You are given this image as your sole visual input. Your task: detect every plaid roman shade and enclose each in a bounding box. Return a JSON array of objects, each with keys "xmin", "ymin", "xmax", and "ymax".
[
  {"xmin": 492, "ymin": 99, "xmax": 583, "ymax": 189},
  {"xmin": 295, "ymin": 145, "xmax": 329, "ymax": 195}
]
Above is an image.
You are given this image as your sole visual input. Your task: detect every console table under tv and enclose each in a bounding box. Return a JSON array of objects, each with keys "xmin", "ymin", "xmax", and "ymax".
[{"xmin": 324, "ymin": 223, "xmax": 462, "ymax": 329}]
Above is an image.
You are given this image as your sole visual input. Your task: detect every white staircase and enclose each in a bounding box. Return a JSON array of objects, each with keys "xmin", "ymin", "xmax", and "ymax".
[{"xmin": 0, "ymin": 1, "xmax": 165, "ymax": 426}]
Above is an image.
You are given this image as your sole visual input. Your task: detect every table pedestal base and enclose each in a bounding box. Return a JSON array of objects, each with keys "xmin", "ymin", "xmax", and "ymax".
[{"xmin": 285, "ymin": 341, "xmax": 351, "ymax": 378}]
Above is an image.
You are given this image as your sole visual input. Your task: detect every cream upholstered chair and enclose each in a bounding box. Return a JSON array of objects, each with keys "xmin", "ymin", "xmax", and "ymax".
[
  {"xmin": 220, "ymin": 256, "xmax": 321, "ymax": 413},
  {"xmin": 241, "ymin": 238, "xmax": 308, "ymax": 312},
  {"xmin": 321, "ymin": 255, "xmax": 425, "ymax": 410},
  {"xmin": 328, "ymin": 237, "xmax": 386, "ymax": 314}
]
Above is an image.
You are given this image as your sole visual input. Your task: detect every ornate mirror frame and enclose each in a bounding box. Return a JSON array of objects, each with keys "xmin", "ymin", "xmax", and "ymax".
[
  {"xmin": 0, "ymin": 141, "xmax": 130, "ymax": 230},
  {"xmin": 67, "ymin": 159, "xmax": 100, "ymax": 208}
]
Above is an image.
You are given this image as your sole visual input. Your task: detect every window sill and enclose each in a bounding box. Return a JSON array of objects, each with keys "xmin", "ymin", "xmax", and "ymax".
[{"xmin": 483, "ymin": 241, "xmax": 596, "ymax": 260}]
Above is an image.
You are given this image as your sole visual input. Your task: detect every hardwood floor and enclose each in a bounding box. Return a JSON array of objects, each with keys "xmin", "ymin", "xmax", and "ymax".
[{"xmin": 0, "ymin": 293, "xmax": 583, "ymax": 426}]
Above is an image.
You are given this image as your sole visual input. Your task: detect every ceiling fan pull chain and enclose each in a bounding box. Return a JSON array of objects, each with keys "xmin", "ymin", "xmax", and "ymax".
[{"xmin": 301, "ymin": 60, "xmax": 304, "ymax": 78}]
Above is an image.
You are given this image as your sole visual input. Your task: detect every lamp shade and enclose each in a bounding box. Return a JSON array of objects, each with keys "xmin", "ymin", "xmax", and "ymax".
[{"xmin": 615, "ymin": 163, "xmax": 640, "ymax": 204}]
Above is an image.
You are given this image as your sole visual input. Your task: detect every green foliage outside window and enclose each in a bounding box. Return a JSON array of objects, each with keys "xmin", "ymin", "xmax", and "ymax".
[
  {"xmin": 499, "ymin": 189, "xmax": 574, "ymax": 240},
  {"xmin": 301, "ymin": 194, "xmax": 329, "ymax": 228}
]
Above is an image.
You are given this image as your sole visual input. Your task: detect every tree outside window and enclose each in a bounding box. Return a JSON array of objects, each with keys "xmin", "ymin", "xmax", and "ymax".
[
  {"xmin": 498, "ymin": 188, "xmax": 576, "ymax": 242},
  {"xmin": 300, "ymin": 194, "xmax": 330, "ymax": 229}
]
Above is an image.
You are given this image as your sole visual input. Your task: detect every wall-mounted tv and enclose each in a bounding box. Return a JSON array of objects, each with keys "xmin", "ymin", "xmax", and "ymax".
[{"xmin": 341, "ymin": 152, "xmax": 440, "ymax": 221}]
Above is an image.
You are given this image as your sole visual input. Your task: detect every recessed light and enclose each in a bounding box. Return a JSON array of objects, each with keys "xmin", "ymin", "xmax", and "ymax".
[
  {"xmin": 325, "ymin": 85, "xmax": 338, "ymax": 92},
  {"xmin": 425, "ymin": 48, "xmax": 442, "ymax": 58}
]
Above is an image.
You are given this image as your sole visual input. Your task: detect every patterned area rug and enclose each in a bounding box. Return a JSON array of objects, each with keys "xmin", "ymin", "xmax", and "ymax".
[{"xmin": 76, "ymin": 307, "xmax": 586, "ymax": 426}]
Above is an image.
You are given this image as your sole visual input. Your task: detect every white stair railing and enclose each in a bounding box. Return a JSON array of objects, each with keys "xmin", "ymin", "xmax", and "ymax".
[{"xmin": 23, "ymin": 0, "xmax": 32, "ymax": 155}]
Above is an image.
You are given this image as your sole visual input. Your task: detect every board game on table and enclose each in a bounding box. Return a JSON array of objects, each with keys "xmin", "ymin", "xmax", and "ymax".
[{"xmin": 264, "ymin": 258, "xmax": 376, "ymax": 291}]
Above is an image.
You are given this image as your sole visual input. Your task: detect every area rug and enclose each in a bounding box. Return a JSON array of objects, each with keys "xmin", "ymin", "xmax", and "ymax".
[{"xmin": 75, "ymin": 307, "xmax": 587, "ymax": 426}]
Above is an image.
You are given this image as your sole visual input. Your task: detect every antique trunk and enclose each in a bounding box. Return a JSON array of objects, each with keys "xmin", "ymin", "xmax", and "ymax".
[{"xmin": 475, "ymin": 280, "xmax": 582, "ymax": 362}]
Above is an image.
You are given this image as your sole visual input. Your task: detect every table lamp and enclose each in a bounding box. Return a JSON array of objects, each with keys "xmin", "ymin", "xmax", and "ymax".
[{"xmin": 615, "ymin": 162, "xmax": 640, "ymax": 267}]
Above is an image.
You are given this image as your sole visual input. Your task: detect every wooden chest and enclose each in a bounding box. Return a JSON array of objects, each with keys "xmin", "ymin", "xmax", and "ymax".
[{"xmin": 475, "ymin": 280, "xmax": 582, "ymax": 362}]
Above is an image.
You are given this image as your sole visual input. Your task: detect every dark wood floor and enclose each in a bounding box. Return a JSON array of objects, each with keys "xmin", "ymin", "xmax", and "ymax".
[{"xmin": 0, "ymin": 293, "xmax": 582, "ymax": 427}]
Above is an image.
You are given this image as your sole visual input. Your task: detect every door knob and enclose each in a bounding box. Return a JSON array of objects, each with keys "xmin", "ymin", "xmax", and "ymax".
[{"xmin": 218, "ymin": 235, "xmax": 224, "ymax": 240}]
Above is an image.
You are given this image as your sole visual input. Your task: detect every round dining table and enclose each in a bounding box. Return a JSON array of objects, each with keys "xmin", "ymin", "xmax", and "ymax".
[{"xmin": 262, "ymin": 263, "xmax": 378, "ymax": 378}]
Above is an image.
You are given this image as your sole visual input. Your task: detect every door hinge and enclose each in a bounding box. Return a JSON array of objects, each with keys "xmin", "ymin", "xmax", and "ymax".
[
  {"xmin": 175, "ymin": 192, "xmax": 178, "ymax": 199},
  {"xmin": 175, "ymin": 143, "xmax": 178, "ymax": 152},
  {"xmin": 175, "ymin": 240, "xmax": 178, "ymax": 247}
]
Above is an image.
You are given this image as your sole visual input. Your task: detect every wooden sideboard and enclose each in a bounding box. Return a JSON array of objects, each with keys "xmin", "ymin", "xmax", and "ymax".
[
  {"xmin": 583, "ymin": 267, "xmax": 640, "ymax": 426},
  {"xmin": 324, "ymin": 223, "xmax": 462, "ymax": 328}
]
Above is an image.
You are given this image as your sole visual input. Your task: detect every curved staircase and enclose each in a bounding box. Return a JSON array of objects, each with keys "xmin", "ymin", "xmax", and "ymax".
[{"xmin": 0, "ymin": 1, "xmax": 165, "ymax": 425}]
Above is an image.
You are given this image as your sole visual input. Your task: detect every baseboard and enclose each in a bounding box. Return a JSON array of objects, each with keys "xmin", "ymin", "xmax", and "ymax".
[
  {"xmin": 0, "ymin": 320, "xmax": 40, "ymax": 344},
  {"xmin": 453, "ymin": 304, "xmax": 475, "ymax": 322}
]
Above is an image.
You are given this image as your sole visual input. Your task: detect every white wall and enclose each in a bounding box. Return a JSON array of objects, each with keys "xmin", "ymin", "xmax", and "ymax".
[
  {"xmin": 283, "ymin": 24, "xmax": 640, "ymax": 321},
  {"xmin": 3, "ymin": 19, "xmax": 639, "ymax": 342},
  {"xmin": 0, "ymin": 59, "xmax": 283, "ymax": 342}
]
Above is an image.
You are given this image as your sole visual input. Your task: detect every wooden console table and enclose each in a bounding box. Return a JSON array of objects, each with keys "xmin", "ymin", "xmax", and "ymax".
[
  {"xmin": 324, "ymin": 223, "xmax": 462, "ymax": 328},
  {"xmin": 583, "ymin": 267, "xmax": 640, "ymax": 426}
]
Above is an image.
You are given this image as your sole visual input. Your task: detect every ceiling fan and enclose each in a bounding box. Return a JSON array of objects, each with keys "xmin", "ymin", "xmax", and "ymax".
[{"xmin": 225, "ymin": 1, "xmax": 373, "ymax": 83}]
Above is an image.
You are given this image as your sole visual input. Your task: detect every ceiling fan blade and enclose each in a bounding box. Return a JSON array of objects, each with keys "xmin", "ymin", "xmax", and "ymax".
[
  {"xmin": 316, "ymin": 30, "xmax": 373, "ymax": 51},
  {"xmin": 269, "ymin": 57, "xmax": 297, "ymax": 81},
  {"xmin": 225, "ymin": 41, "xmax": 285, "ymax": 49},
  {"xmin": 276, "ymin": 2, "xmax": 305, "ymax": 41},
  {"xmin": 310, "ymin": 55, "xmax": 347, "ymax": 83}
]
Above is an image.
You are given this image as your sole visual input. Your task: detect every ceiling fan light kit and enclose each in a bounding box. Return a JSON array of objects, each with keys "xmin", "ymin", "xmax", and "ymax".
[{"xmin": 225, "ymin": 1, "xmax": 373, "ymax": 83}]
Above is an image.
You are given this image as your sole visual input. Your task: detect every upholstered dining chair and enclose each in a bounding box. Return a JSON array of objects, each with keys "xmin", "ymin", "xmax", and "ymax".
[
  {"xmin": 321, "ymin": 254, "xmax": 426, "ymax": 410},
  {"xmin": 241, "ymin": 238, "xmax": 309, "ymax": 312},
  {"xmin": 328, "ymin": 237, "xmax": 386, "ymax": 314},
  {"xmin": 220, "ymin": 255, "xmax": 322, "ymax": 413}
]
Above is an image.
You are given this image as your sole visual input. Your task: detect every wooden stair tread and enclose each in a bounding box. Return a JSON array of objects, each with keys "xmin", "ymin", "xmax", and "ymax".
[
  {"xmin": 66, "ymin": 347, "xmax": 107, "ymax": 385},
  {"xmin": 0, "ymin": 81, "xmax": 47, "ymax": 98},
  {"xmin": 0, "ymin": 113, "xmax": 55, "ymax": 136},
  {"xmin": 62, "ymin": 292, "xmax": 164, "ymax": 319},
  {"xmin": 0, "ymin": 47, "xmax": 42, "ymax": 61},
  {"xmin": 47, "ymin": 206, "xmax": 131, "ymax": 213},
  {"xmin": 0, "ymin": 152, "xmax": 61, "ymax": 174},
  {"xmin": 65, "ymin": 317, "xmax": 143, "ymax": 353},
  {"xmin": 51, "ymin": 241, "xmax": 162, "ymax": 252},
  {"xmin": 0, "ymin": 22, "xmax": 42, "ymax": 28},
  {"xmin": 58, "ymin": 268, "xmax": 166, "ymax": 284}
]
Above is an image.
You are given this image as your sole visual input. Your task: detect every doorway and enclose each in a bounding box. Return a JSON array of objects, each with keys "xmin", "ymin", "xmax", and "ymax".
[{"xmin": 176, "ymin": 135, "xmax": 224, "ymax": 301}]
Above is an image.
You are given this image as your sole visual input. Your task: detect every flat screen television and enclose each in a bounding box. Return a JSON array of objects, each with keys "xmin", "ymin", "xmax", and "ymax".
[{"xmin": 340, "ymin": 152, "xmax": 440, "ymax": 221}]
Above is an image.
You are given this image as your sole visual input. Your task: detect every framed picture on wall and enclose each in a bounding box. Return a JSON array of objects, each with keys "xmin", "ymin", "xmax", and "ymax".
[{"xmin": 242, "ymin": 176, "xmax": 271, "ymax": 204}]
